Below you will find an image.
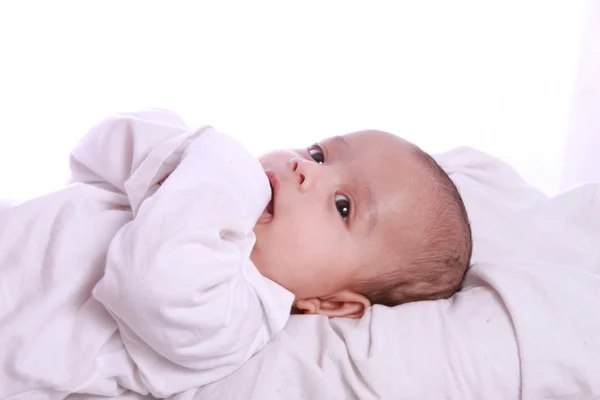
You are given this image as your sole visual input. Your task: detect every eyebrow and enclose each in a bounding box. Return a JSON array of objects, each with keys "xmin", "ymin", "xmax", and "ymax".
[{"xmin": 332, "ymin": 135, "xmax": 350, "ymax": 148}]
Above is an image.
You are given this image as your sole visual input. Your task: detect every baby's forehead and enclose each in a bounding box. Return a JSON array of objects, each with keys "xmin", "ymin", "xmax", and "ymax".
[
  {"xmin": 324, "ymin": 131, "xmax": 425, "ymax": 178},
  {"xmin": 322, "ymin": 130, "xmax": 417, "ymax": 159}
]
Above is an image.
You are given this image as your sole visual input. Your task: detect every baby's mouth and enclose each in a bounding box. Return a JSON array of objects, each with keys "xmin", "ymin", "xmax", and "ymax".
[{"xmin": 266, "ymin": 183, "xmax": 275, "ymax": 215}]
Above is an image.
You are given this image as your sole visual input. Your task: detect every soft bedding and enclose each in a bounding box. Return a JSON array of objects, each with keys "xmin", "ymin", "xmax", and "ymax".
[
  {"xmin": 8, "ymin": 144, "xmax": 598, "ymax": 399},
  {"xmin": 4, "ymin": 144, "xmax": 594, "ymax": 400}
]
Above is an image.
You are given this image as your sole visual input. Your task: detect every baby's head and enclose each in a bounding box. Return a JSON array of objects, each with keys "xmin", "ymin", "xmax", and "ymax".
[{"xmin": 251, "ymin": 130, "xmax": 472, "ymax": 318}]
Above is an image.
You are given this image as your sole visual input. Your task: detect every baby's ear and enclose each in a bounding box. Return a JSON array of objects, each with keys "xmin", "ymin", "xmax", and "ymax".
[{"xmin": 294, "ymin": 291, "xmax": 371, "ymax": 319}]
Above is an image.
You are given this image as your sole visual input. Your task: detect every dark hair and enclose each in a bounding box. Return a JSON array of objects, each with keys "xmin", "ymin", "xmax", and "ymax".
[{"xmin": 360, "ymin": 149, "xmax": 473, "ymax": 307}]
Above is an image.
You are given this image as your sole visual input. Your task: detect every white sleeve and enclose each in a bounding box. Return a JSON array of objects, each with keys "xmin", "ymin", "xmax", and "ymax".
[
  {"xmin": 69, "ymin": 109, "xmax": 192, "ymax": 214},
  {"xmin": 92, "ymin": 126, "xmax": 295, "ymax": 398}
]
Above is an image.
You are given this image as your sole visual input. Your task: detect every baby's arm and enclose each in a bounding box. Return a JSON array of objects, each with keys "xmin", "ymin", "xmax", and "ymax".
[{"xmin": 89, "ymin": 122, "xmax": 294, "ymax": 397}]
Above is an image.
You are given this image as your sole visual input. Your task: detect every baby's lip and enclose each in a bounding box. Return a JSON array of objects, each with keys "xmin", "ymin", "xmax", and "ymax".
[
  {"xmin": 266, "ymin": 170, "xmax": 279, "ymax": 200},
  {"xmin": 258, "ymin": 170, "xmax": 279, "ymax": 223}
]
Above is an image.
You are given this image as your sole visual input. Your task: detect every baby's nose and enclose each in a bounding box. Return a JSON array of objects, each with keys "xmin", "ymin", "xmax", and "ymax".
[
  {"xmin": 288, "ymin": 158, "xmax": 316, "ymax": 190},
  {"xmin": 289, "ymin": 158, "xmax": 306, "ymax": 186}
]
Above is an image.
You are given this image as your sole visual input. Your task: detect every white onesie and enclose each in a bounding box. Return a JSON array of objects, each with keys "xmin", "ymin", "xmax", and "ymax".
[{"xmin": 0, "ymin": 109, "xmax": 294, "ymax": 398}]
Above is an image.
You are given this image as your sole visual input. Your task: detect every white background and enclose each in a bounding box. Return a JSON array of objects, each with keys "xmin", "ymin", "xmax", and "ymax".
[{"xmin": 0, "ymin": 1, "xmax": 590, "ymax": 199}]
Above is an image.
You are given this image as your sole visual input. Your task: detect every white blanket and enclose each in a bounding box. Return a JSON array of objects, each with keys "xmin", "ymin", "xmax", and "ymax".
[
  {"xmin": 3, "ymin": 113, "xmax": 599, "ymax": 399},
  {"xmin": 0, "ymin": 110, "xmax": 293, "ymax": 399},
  {"xmin": 191, "ymin": 147, "xmax": 600, "ymax": 400}
]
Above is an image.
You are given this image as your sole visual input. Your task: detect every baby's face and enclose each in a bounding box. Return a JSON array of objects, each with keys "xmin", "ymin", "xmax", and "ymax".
[{"xmin": 251, "ymin": 130, "xmax": 424, "ymax": 303}]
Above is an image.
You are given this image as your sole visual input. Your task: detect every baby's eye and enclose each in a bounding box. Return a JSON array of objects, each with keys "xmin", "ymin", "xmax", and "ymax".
[
  {"xmin": 335, "ymin": 194, "xmax": 351, "ymax": 222},
  {"xmin": 308, "ymin": 146, "xmax": 325, "ymax": 164}
]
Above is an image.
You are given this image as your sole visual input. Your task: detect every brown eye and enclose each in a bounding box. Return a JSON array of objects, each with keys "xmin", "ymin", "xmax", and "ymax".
[
  {"xmin": 308, "ymin": 146, "xmax": 325, "ymax": 164},
  {"xmin": 335, "ymin": 194, "xmax": 350, "ymax": 222}
]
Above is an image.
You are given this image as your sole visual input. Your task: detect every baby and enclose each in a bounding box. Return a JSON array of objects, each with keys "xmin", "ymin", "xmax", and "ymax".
[
  {"xmin": 0, "ymin": 110, "xmax": 471, "ymax": 399},
  {"xmin": 253, "ymin": 130, "xmax": 472, "ymax": 315}
]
